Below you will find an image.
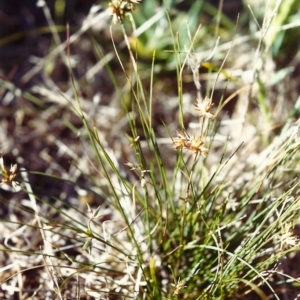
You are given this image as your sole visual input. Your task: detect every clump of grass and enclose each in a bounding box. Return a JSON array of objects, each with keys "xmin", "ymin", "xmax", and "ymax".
[{"xmin": 1, "ymin": 0, "xmax": 300, "ymax": 299}]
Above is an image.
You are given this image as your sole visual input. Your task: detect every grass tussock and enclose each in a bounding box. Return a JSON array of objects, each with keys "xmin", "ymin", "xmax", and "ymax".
[{"xmin": 1, "ymin": 0, "xmax": 300, "ymax": 299}]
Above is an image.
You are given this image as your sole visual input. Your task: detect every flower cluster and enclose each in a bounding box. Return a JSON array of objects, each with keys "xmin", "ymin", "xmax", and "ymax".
[
  {"xmin": 275, "ymin": 223, "xmax": 299, "ymax": 250},
  {"xmin": 173, "ymin": 130, "xmax": 208, "ymax": 156},
  {"xmin": 194, "ymin": 96, "xmax": 214, "ymax": 119},
  {"xmin": 108, "ymin": 0, "xmax": 142, "ymax": 23},
  {"xmin": 172, "ymin": 94, "xmax": 214, "ymax": 156},
  {"xmin": 0, "ymin": 155, "xmax": 19, "ymax": 188}
]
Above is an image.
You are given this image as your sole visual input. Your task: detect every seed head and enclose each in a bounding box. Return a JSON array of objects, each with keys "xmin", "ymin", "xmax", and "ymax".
[
  {"xmin": 194, "ymin": 97, "xmax": 214, "ymax": 119},
  {"xmin": 173, "ymin": 130, "xmax": 208, "ymax": 156},
  {"xmin": 275, "ymin": 223, "xmax": 299, "ymax": 250},
  {"xmin": 108, "ymin": 0, "xmax": 142, "ymax": 23},
  {"xmin": 0, "ymin": 156, "xmax": 19, "ymax": 188}
]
